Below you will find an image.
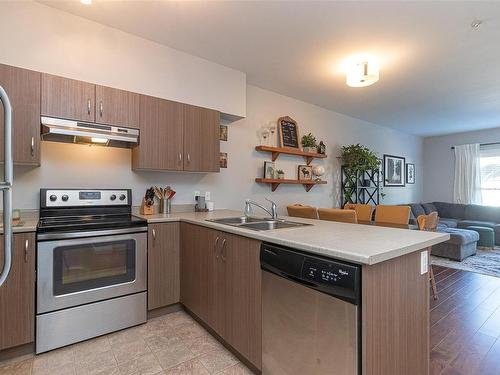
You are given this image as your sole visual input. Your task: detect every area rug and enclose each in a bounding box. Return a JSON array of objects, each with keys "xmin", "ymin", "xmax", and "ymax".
[{"xmin": 431, "ymin": 248, "xmax": 500, "ymax": 278}]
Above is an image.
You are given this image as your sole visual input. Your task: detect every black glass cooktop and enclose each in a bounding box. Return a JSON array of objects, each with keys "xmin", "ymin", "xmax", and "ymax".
[{"xmin": 37, "ymin": 214, "xmax": 147, "ymax": 233}]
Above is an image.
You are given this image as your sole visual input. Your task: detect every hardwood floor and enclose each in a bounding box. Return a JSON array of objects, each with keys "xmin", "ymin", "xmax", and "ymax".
[{"xmin": 430, "ymin": 265, "xmax": 500, "ymax": 375}]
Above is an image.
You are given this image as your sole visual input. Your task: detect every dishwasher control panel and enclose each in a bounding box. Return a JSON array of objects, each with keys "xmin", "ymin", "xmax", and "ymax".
[
  {"xmin": 302, "ymin": 259, "xmax": 357, "ymax": 290},
  {"xmin": 260, "ymin": 242, "xmax": 361, "ymax": 305}
]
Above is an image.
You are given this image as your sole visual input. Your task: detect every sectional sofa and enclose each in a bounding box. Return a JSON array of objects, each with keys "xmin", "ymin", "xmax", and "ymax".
[
  {"xmin": 406, "ymin": 202, "xmax": 500, "ymax": 261},
  {"xmin": 409, "ymin": 202, "xmax": 500, "ymax": 245}
]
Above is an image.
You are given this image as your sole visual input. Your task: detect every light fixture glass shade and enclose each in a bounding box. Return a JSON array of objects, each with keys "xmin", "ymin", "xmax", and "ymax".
[
  {"xmin": 80, "ymin": 0, "xmax": 92, "ymax": 5},
  {"xmin": 346, "ymin": 60, "xmax": 379, "ymax": 87}
]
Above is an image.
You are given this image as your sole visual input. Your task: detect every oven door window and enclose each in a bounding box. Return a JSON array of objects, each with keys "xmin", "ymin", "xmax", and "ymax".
[{"xmin": 53, "ymin": 239, "xmax": 136, "ymax": 296}]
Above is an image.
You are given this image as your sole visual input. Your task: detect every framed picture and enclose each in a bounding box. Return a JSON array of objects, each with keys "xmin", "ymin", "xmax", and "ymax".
[
  {"xmin": 264, "ymin": 161, "xmax": 276, "ymax": 179},
  {"xmin": 219, "ymin": 125, "xmax": 228, "ymax": 141},
  {"xmin": 406, "ymin": 163, "xmax": 415, "ymax": 184},
  {"xmin": 298, "ymin": 165, "xmax": 313, "ymax": 180},
  {"xmin": 277, "ymin": 116, "xmax": 300, "ymax": 149},
  {"xmin": 219, "ymin": 152, "xmax": 227, "ymax": 168},
  {"xmin": 383, "ymin": 154, "xmax": 405, "ymax": 187}
]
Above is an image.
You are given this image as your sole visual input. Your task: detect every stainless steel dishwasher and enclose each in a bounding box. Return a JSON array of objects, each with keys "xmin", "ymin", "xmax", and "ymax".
[{"xmin": 261, "ymin": 243, "xmax": 361, "ymax": 375}]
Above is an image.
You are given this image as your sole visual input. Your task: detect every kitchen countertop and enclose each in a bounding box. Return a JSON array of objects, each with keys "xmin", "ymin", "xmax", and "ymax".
[
  {"xmin": 0, "ymin": 210, "xmax": 38, "ymax": 234},
  {"xmin": 133, "ymin": 209, "xmax": 450, "ymax": 265}
]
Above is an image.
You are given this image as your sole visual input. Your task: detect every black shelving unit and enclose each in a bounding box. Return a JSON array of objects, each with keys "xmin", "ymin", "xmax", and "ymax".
[{"xmin": 340, "ymin": 166, "xmax": 381, "ymax": 206}]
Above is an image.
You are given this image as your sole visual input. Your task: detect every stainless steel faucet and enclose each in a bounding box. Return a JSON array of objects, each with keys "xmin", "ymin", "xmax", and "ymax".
[{"xmin": 244, "ymin": 198, "xmax": 278, "ymax": 219}]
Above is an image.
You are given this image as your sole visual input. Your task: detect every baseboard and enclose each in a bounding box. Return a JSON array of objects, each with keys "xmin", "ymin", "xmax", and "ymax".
[
  {"xmin": 0, "ymin": 343, "xmax": 34, "ymax": 364},
  {"xmin": 147, "ymin": 303, "xmax": 183, "ymax": 319}
]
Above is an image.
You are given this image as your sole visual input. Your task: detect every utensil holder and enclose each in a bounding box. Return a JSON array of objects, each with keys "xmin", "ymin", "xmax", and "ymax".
[{"xmin": 159, "ymin": 199, "xmax": 171, "ymax": 214}]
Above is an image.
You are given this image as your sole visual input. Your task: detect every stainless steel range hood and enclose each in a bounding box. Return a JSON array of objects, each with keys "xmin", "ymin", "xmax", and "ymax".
[{"xmin": 41, "ymin": 117, "xmax": 139, "ymax": 148}]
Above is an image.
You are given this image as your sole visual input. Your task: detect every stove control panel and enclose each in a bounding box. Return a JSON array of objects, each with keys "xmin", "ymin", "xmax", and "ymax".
[{"xmin": 42, "ymin": 189, "xmax": 131, "ymax": 207}]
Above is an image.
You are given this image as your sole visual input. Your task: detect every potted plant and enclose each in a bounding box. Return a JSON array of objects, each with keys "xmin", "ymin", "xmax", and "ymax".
[
  {"xmin": 276, "ymin": 169, "xmax": 285, "ymax": 179},
  {"xmin": 301, "ymin": 133, "xmax": 318, "ymax": 153},
  {"xmin": 338, "ymin": 144, "xmax": 381, "ymax": 187}
]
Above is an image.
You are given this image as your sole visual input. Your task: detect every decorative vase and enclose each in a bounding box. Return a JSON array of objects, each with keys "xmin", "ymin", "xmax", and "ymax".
[
  {"xmin": 277, "ymin": 173, "xmax": 285, "ymax": 179},
  {"xmin": 303, "ymin": 146, "xmax": 316, "ymax": 153}
]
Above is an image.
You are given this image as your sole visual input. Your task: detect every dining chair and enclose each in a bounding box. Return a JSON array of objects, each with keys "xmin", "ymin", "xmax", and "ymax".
[
  {"xmin": 287, "ymin": 204, "xmax": 318, "ymax": 219},
  {"xmin": 344, "ymin": 203, "xmax": 374, "ymax": 222},
  {"xmin": 318, "ymin": 208, "xmax": 357, "ymax": 224},
  {"xmin": 417, "ymin": 212, "xmax": 439, "ymax": 300},
  {"xmin": 374, "ymin": 205, "xmax": 411, "ymax": 226}
]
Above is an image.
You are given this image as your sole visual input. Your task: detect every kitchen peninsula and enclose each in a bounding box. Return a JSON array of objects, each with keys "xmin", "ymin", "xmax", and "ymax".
[{"xmin": 135, "ymin": 209, "xmax": 449, "ymax": 375}]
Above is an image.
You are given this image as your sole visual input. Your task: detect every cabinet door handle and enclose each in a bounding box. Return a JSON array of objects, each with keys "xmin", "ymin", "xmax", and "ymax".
[
  {"xmin": 178, "ymin": 153, "xmax": 182, "ymax": 162},
  {"xmin": 187, "ymin": 153, "xmax": 191, "ymax": 163},
  {"xmin": 87, "ymin": 99, "xmax": 91, "ymax": 115},
  {"xmin": 24, "ymin": 239, "xmax": 29, "ymax": 263},
  {"xmin": 30, "ymin": 137, "xmax": 35, "ymax": 157},
  {"xmin": 152, "ymin": 228, "xmax": 156, "ymax": 240},
  {"xmin": 221, "ymin": 238, "xmax": 227, "ymax": 262},
  {"xmin": 99, "ymin": 101, "xmax": 103, "ymax": 117},
  {"xmin": 214, "ymin": 236, "xmax": 220, "ymax": 259}
]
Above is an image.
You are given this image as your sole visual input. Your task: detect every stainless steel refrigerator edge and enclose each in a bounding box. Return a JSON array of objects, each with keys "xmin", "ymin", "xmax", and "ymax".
[{"xmin": 0, "ymin": 85, "xmax": 13, "ymax": 288}]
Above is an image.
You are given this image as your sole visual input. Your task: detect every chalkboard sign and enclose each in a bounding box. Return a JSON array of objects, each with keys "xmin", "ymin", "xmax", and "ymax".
[{"xmin": 278, "ymin": 116, "xmax": 300, "ymax": 149}]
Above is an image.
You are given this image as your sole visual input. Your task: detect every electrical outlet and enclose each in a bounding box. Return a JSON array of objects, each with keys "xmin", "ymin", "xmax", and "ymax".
[
  {"xmin": 194, "ymin": 191, "xmax": 200, "ymax": 200},
  {"xmin": 205, "ymin": 191, "xmax": 211, "ymax": 201},
  {"xmin": 420, "ymin": 251, "xmax": 428, "ymax": 275}
]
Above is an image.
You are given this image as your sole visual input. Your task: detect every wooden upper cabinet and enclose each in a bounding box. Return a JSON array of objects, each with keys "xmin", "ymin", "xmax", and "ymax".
[
  {"xmin": 41, "ymin": 73, "xmax": 95, "ymax": 122},
  {"xmin": 0, "ymin": 232, "xmax": 36, "ymax": 350},
  {"xmin": 0, "ymin": 64, "xmax": 41, "ymax": 165},
  {"xmin": 95, "ymin": 85, "xmax": 140, "ymax": 128},
  {"xmin": 148, "ymin": 223, "xmax": 180, "ymax": 310},
  {"xmin": 183, "ymin": 105, "xmax": 220, "ymax": 172},
  {"xmin": 132, "ymin": 95, "xmax": 183, "ymax": 171}
]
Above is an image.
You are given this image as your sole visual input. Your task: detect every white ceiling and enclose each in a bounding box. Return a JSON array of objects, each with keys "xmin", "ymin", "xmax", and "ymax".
[{"xmin": 41, "ymin": 1, "xmax": 500, "ymax": 137}]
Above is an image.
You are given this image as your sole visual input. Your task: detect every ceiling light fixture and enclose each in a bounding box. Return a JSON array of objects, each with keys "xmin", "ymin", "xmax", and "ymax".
[
  {"xmin": 345, "ymin": 57, "xmax": 379, "ymax": 88},
  {"xmin": 80, "ymin": 0, "xmax": 92, "ymax": 5}
]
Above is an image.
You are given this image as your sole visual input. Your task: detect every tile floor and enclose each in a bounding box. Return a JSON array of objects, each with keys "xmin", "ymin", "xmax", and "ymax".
[{"xmin": 0, "ymin": 310, "xmax": 254, "ymax": 375}]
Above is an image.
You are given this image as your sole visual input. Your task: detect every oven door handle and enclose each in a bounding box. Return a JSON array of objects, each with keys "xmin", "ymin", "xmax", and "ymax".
[{"xmin": 37, "ymin": 226, "xmax": 148, "ymax": 241}]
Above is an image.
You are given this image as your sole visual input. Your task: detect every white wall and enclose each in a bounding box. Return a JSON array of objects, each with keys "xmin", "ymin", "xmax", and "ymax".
[
  {"xmin": 423, "ymin": 127, "xmax": 500, "ymax": 202},
  {"xmin": 13, "ymin": 85, "xmax": 423, "ymax": 212},
  {"xmin": 0, "ymin": 1, "xmax": 245, "ymax": 118}
]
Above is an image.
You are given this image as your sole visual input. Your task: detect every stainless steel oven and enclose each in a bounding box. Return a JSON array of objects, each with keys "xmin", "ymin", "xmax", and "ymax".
[
  {"xmin": 36, "ymin": 188, "xmax": 148, "ymax": 353},
  {"xmin": 37, "ymin": 229, "xmax": 146, "ymax": 314}
]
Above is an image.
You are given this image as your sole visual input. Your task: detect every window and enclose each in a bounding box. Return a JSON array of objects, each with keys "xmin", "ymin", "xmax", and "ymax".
[{"xmin": 480, "ymin": 145, "xmax": 500, "ymax": 206}]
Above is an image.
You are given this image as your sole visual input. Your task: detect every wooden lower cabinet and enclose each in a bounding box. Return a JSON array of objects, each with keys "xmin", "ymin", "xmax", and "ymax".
[
  {"xmin": 148, "ymin": 223, "xmax": 180, "ymax": 310},
  {"xmin": 0, "ymin": 232, "xmax": 35, "ymax": 351},
  {"xmin": 180, "ymin": 223, "xmax": 262, "ymax": 369},
  {"xmin": 225, "ymin": 233, "xmax": 262, "ymax": 369}
]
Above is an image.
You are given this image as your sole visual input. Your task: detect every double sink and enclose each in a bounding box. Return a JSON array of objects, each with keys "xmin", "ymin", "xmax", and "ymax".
[{"xmin": 207, "ymin": 216, "xmax": 311, "ymax": 231}]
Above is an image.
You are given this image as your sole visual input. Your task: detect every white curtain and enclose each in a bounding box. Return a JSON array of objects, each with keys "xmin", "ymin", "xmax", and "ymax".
[{"xmin": 453, "ymin": 143, "xmax": 482, "ymax": 204}]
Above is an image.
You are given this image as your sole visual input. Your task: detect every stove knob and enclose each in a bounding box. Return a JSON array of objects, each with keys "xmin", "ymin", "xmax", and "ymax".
[
  {"xmin": 119, "ymin": 194, "xmax": 126, "ymax": 201},
  {"xmin": 61, "ymin": 195, "xmax": 69, "ymax": 202},
  {"xmin": 49, "ymin": 195, "xmax": 57, "ymax": 202},
  {"xmin": 110, "ymin": 194, "xmax": 116, "ymax": 201}
]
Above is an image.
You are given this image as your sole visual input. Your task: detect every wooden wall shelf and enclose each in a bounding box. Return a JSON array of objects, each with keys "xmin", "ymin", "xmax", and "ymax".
[
  {"xmin": 255, "ymin": 178, "xmax": 327, "ymax": 192},
  {"xmin": 255, "ymin": 146, "xmax": 326, "ymax": 166}
]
